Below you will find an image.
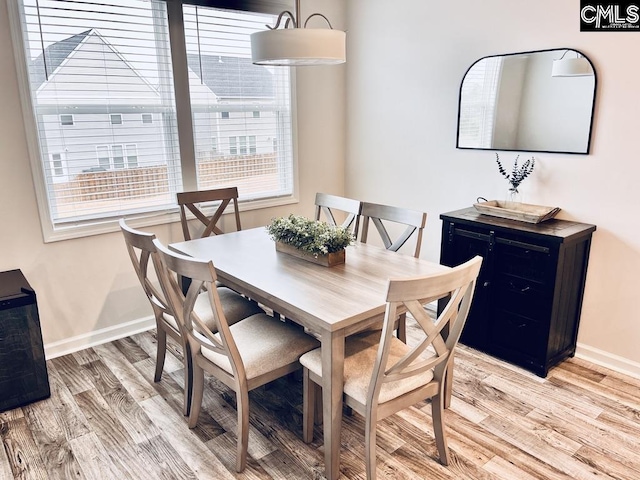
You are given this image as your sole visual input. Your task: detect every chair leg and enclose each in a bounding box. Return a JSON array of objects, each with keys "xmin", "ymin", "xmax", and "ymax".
[
  {"xmin": 154, "ymin": 326, "xmax": 167, "ymax": 382},
  {"xmin": 302, "ymin": 368, "xmax": 314, "ymax": 443},
  {"xmin": 432, "ymin": 393, "xmax": 451, "ymax": 466},
  {"xmin": 182, "ymin": 343, "xmax": 193, "ymax": 417},
  {"xmin": 236, "ymin": 389, "xmax": 250, "ymax": 473},
  {"xmin": 188, "ymin": 363, "xmax": 204, "ymax": 429},
  {"xmin": 365, "ymin": 414, "xmax": 377, "ymax": 480},
  {"xmin": 397, "ymin": 312, "xmax": 407, "ymax": 343}
]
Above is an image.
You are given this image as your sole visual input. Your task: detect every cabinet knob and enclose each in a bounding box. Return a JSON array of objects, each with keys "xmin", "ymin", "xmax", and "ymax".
[{"xmin": 483, "ymin": 281, "xmax": 491, "ymax": 288}]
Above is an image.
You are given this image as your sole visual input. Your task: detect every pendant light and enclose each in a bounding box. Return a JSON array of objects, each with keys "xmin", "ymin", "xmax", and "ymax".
[
  {"xmin": 551, "ymin": 50, "xmax": 594, "ymax": 77},
  {"xmin": 251, "ymin": 0, "xmax": 345, "ymax": 66}
]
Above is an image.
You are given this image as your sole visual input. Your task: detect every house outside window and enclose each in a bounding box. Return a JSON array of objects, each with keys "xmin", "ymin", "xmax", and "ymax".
[
  {"xmin": 253, "ymin": 111, "xmax": 260, "ymax": 118},
  {"xmin": 9, "ymin": 0, "xmax": 295, "ymax": 241}
]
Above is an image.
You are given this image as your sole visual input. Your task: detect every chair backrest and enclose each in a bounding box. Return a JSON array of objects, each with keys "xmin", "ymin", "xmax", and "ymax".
[
  {"xmin": 177, "ymin": 187, "xmax": 241, "ymax": 241},
  {"xmin": 368, "ymin": 256, "xmax": 482, "ymax": 407},
  {"xmin": 315, "ymin": 192, "xmax": 363, "ymax": 236},
  {"xmin": 119, "ymin": 219, "xmax": 171, "ymax": 319},
  {"xmin": 152, "ymin": 239, "xmax": 246, "ymax": 384},
  {"xmin": 360, "ymin": 202, "xmax": 427, "ymax": 258}
]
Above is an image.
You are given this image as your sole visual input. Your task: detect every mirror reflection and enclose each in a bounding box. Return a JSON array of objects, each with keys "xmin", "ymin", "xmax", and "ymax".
[{"xmin": 456, "ymin": 48, "xmax": 596, "ymax": 154}]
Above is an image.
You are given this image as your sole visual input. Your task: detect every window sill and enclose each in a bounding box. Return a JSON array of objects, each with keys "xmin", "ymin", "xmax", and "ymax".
[{"xmin": 42, "ymin": 194, "xmax": 299, "ymax": 243}]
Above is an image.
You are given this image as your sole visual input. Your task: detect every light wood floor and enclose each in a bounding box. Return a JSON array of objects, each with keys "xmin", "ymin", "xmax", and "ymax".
[{"xmin": 2, "ymin": 320, "xmax": 640, "ymax": 479}]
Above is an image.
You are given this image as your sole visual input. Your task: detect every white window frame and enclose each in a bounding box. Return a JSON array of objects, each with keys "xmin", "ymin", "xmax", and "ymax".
[
  {"xmin": 59, "ymin": 114, "xmax": 74, "ymax": 126},
  {"xmin": 7, "ymin": 0, "xmax": 299, "ymax": 242},
  {"xmin": 96, "ymin": 145, "xmax": 111, "ymax": 170},
  {"xmin": 125, "ymin": 144, "xmax": 138, "ymax": 168},
  {"xmin": 49, "ymin": 152, "xmax": 66, "ymax": 177}
]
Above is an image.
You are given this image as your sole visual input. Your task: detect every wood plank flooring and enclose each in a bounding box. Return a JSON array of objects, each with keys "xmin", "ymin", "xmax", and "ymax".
[{"xmin": 2, "ymin": 320, "xmax": 640, "ymax": 479}]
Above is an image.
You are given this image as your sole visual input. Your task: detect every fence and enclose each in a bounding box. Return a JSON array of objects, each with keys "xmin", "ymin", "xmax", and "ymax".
[{"xmin": 53, "ymin": 153, "xmax": 278, "ymax": 204}]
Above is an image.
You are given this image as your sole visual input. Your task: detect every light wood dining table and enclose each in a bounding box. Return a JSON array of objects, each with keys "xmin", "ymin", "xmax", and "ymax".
[{"xmin": 169, "ymin": 227, "xmax": 448, "ymax": 479}]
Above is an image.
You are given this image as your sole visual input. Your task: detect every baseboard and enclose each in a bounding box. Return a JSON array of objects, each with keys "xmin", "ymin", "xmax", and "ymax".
[
  {"xmin": 44, "ymin": 316, "xmax": 156, "ymax": 360},
  {"xmin": 575, "ymin": 343, "xmax": 640, "ymax": 380}
]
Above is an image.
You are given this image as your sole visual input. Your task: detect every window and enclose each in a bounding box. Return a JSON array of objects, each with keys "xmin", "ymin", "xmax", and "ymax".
[
  {"xmin": 125, "ymin": 144, "xmax": 138, "ymax": 168},
  {"xmin": 10, "ymin": 0, "xmax": 294, "ymax": 240},
  {"xmin": 112, "ymin": 145, "xmax": 125, "ymax": 169},
  {"xmin": 96, "ymin": 146, "xmax": 111, "ymax": 170},
  {"xmin": 458, "ymin": 57, "xmax": 503, "ymax": 148},
  {"xmin": 50, "ymin": 153, "xmax": 65, "ymax": 177},
  {"xmin": 95, "ymin": 144, "xmax": 139, "ymax": 170},
  {"xmin": 253, "ymin": 111, "xmax": 260, "ymax": 118}
]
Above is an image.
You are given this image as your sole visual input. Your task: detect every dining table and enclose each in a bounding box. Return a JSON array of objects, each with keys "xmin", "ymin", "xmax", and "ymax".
[{"xmin": 169, "ymin": 227, "xmax": 448, "ymax": 479}]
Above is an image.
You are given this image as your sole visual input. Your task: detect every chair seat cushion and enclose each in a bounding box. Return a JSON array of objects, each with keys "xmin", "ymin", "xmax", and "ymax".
[
  {"xmin": 162, "ymin": 287, "xmax": 263, "ymax": 333},
  {"xmin": 202, "ymin": 314, "xmax": 319, "ymax": 380},
  {"xmin": 300, "ymin": 331, "xmax": 434, "ymax": 405}
]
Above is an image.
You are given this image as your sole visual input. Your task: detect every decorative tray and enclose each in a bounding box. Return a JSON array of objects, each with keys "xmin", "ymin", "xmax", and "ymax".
[{"xmin": 473, "ymin": 200, "xmax": 560, "ymax": 224}]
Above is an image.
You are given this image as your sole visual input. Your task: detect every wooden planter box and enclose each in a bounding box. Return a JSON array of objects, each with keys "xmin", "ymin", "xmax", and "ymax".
[{"xmin": 275, "ymin": 241, "xmax": 345, "ymax": 267}]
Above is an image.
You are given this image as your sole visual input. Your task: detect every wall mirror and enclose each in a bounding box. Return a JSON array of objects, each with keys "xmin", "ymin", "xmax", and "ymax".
[{"xmin": 456, "ymin": 48, "xmax": 596, "ymax": 155}]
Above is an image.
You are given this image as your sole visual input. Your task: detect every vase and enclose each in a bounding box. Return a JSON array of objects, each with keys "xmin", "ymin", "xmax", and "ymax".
[
  {"xmin": 504, "ymin": 189, "xmax": 523, "ymax": 209},
  {"xmin": 275, "ymin": 241, "xmax": 345, "ymax": 267}
]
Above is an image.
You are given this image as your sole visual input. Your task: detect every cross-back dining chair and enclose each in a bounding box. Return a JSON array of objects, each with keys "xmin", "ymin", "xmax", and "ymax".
[
  {"xmin": 315, "ymin": 192, "xmax": 363, "ymax": 237},
  {"xmin": 360, "ymin": 201, "xmax": 428, "ymax": 342},
  {"xmin": 360, "ymin": 201, "xmax": 427, "ymax": 258},
  {"xmin": 152, "ymin": 239, "xmax": 320, "ymax": 473},
  {"xmin": 300, "ymin": 256, "xmax": 482, "ymax": 480},
  {"xmin": 119, "ymin": 219, "xmax": 263, "ymax": 417},
  {"xmin": 177, "ymin": 186, "xmax": 241, "ymax": 241}
]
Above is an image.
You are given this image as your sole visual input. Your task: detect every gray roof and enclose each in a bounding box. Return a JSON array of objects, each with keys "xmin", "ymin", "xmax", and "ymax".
[
  {"xmin": 187, "ymin": 54, "xmax": 274, "ymax": 99},
  {"xmin": 28, "ymin": 29, "xmax": 274, "ymax": 99},
  {"xmin": 29, "ymin": 30, "xmax": 91, "ymax": 90}
]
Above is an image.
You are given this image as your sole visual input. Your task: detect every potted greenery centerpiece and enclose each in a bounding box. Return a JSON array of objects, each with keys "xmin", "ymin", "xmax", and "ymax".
[
  {"xmin": 495, "ymin": 153, "xmax": 535, "ymax": 206},
  {"xmin": 266, "ymin": 214, "xmax": 354, "ymax": 266}
]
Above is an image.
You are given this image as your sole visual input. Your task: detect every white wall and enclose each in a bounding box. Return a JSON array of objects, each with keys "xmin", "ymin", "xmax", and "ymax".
[
  {"xmin": 345, "ymin": 1, "xmax": 640, "ymax": 373},
  {"xmin": 0, "ymin": 0, "xmax": 346, "ymax": 355}
]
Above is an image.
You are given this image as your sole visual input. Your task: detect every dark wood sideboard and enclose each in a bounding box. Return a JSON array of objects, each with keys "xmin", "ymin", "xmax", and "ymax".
[{"xmin": 439, "ymin": 208, "xmax": 596, "ymax": 377}]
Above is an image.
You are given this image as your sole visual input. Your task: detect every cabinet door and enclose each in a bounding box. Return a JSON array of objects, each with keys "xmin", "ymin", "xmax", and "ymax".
[
  {"xmin": 487, "ymin": 237, "xmax": 556, "ymax": 369},
  {"xmin": 440, "ymin": 223, "xmax": 492, "ymax": 349}
]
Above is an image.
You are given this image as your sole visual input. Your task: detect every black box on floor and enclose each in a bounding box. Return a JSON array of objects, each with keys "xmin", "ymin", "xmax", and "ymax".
[{"xmin": 0, "ymin": 269, "xmax": 50, "ymax": 412}]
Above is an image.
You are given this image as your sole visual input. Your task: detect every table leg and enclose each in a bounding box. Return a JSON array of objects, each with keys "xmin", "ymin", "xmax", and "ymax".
[{"xmin": 321, "ymin": 330, "xmax": 345, "ymax": 480}]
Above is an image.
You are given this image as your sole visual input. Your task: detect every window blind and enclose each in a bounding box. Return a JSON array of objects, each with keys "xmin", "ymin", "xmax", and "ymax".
[
  {"xmin": 183, "ymin": 4, "xmax": 293, "ymax": 201},
  {"xmin": 19, "ymin": 0, "xmax": 182, "ymax": 224},
  {"xmin": 14, "ymin": 0, "xmax": 295, "ymax": 233},
  {"xmin": 458, "ymin": 57, "xmax": 503, "ymax": 148}
]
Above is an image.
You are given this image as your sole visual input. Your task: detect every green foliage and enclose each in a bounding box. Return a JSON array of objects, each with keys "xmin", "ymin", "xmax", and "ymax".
[
  {"xmin": 495, "ymin": 153, "xmax": 535, "ymax": 193},
  {"xmin": 266, "ymin": 215, "xmax": 354, "ymax": 256}
]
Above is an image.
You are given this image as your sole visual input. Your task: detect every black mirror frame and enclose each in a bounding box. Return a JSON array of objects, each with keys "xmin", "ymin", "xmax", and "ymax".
[{"xmin": 456, "ymin": 47, "xmax": 597, "ymax": 155}]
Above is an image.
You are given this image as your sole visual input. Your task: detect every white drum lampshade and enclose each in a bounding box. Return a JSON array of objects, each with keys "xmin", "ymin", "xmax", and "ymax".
[
  {"xmin": 251, "ymin": 28, "xmax": 346, "ymax": 66},
  {"xmin": 551, "ymin": 53, "xmax": 593, "ymax": 77},
  {"xmin": 250, "ymin": 0, "xmax": 345, "ymax": 67}
]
